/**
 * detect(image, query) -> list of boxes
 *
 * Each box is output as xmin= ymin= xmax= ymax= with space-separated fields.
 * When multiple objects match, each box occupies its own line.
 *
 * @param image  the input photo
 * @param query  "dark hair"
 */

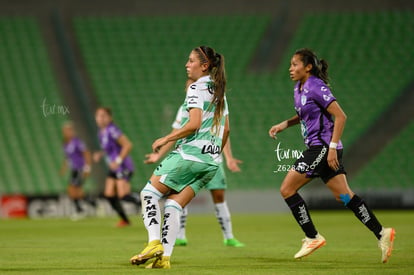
xmin=96 ymin=106 xmax=112 ymax=117
xmin=194 ymin=46 xmax=226 ymax=133
xmin=294 ymin=48 xmax=329 ymax=84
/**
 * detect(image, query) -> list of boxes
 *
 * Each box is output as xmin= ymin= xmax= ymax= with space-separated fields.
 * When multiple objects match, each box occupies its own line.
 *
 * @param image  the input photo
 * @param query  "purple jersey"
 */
xmin=63 ymin=137 xmax=86 ymax=170
xmin=294 ymin=75 xmax=343 ymax=149
xmin=98 ymin=122 xmax=134 ymax=172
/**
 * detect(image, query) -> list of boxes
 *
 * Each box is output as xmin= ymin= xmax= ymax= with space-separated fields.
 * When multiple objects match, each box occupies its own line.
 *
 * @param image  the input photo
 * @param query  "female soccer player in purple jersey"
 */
xmin=268 ymin=48 xmax=395 ymax=263
xmin=60 ymin=121 xmax=91 ymax=220
xmin=94 ymin=107 xmax=140 ymax=227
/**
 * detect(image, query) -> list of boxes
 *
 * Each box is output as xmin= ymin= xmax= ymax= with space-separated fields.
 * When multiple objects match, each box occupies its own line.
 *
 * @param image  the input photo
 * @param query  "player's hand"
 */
xmin=226 ymin=157 xmax=243 ymax=172
xmin=327 ymin=148 xmax=339 ymax=171
xmin=152 ymin=137 xmax=168 ymax=153
xmin=268 ymin=122 xmax=287 ymax=139
xmin=144 ymin=153 xmax=161 ymax=164
xmin=109 ymin=161 xmax=120 ymax=171
xmin=93 ymin=151 xmax=103 ymax=163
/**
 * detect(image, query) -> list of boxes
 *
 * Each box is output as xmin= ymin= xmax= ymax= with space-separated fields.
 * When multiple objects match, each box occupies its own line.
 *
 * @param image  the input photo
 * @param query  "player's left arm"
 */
xmin=117 ymin=135 xmax=133 ymax=160
xmin=326 ymin=101 xmax=347 ymax=170
xmin=110 ymin=135 xmax=133 ymax=170
xmin=223 ymin=136 xmax=242 ymax=172
xmin=221 ymin=115 xmax=230 ymax=151
xmin=82 ymin=149 xmax=92 ymax=177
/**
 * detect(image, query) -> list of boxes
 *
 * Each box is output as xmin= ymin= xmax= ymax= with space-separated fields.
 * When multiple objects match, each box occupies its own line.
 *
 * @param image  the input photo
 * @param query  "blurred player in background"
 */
xmin=60 ymin=121 xmax=92 ymax=220
xmin=94 ymin=107 xmax=140 ymax=227
xmin=144 ymin=82 xmax=245 ymax=247
xmin=130 ymin=46 xmax=229 ymax=269
xmin=268 ymin=48 xmax=395 ymax=263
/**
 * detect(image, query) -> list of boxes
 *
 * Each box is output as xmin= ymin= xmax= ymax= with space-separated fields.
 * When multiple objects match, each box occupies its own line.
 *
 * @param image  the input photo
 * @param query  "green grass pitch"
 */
xmin=1 ymin=211 xmax=413 ymax=274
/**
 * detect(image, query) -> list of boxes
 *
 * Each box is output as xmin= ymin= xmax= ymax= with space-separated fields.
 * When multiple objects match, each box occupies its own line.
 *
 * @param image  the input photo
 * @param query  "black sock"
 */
xmin=84 ymin=197 xmax=97 ymax=208
xmin=285 ymin=193 xmax=318 ymax=238
xmin=121 ymin=193 xmax=141 ymax=207
xmin=73 ymin=199 xmax=83 ymax=213
xmin=107 ymin=196 xmax=129 ymax=223
xmin=346 ymin=194 xmax=382 ymax=239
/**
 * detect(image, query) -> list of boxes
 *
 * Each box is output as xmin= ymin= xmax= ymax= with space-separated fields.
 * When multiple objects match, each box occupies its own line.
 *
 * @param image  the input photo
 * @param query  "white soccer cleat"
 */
xmin=378 ymin=227 xmax=395 ymax=263
xmin=294 ymin=233 xmax=326 ymax=259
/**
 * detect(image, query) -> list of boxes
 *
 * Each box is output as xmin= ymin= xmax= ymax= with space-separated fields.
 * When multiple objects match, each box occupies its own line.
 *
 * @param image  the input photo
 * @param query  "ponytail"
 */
xmin=295 ymin=48 xmax=329 ymax=85
xmin=194 ymin=46 xmax=226 ymax=134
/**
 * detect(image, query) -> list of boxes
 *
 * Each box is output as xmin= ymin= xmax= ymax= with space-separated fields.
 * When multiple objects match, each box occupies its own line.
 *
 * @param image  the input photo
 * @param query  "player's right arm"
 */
xmin=144 ymin=129 xmax=178 ymax=164
xmin=268 ymin=115 xmax=300 ymax=139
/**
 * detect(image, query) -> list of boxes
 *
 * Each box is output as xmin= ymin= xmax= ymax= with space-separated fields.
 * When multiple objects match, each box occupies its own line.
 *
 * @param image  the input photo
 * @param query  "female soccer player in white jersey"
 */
xmin=94 ymin=107 xmax=140 ymax=227
xmin=144 ymin=86 xmax=244 ymax=247
xmin=268 ymin=48 xmax=395 ymax=263
xmin=130 ymin=46 xmax=230 ymax=269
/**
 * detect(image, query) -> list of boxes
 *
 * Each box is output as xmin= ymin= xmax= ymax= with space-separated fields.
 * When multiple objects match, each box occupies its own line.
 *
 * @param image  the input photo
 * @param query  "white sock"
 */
xmin=176 ymin=206 xmax=188 ymax=239
xmin=215 ymin=201 xmax=234 ymax=240
xmin=140 ymin=182 xmax=163 ymax=242
xmin=162 ymin=199 xmax=183 ymax=257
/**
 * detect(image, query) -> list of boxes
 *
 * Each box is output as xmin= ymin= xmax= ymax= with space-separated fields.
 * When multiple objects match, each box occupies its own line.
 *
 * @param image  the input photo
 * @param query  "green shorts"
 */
xmin=153 ymin=153 xmax=218 ymax=194
xmin=205 ymin=163 xmax=227 ymax=190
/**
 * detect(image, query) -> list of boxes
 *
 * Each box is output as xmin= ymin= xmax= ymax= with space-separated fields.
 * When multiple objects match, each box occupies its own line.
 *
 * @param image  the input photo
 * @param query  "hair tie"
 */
xmin=214 ymin=53 xmax=221 ymax=67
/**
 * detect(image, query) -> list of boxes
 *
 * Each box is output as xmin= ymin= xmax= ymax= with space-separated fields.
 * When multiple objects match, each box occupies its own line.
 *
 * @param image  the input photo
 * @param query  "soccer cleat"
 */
xmin=116 ymin=220 xmax=130 ymax=228
xmin=379 ymin=227 xmax=395 ymax=263
xmin=294 ymin=234 xmax=326 ymax=259
xmin=145 ymin=256 xmax=171 ymax=269
xmin=175 ymin=238 xmax=188 ymax=246
xmin=130 ymin=240 xmax=164 ymax=265
xmin=224 ymin=238 xmax=245 ymax=247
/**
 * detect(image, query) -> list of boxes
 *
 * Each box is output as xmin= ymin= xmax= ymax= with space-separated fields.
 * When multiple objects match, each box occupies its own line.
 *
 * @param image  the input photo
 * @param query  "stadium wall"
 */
xmin=0 ymin=0 xmax=413 ymax=215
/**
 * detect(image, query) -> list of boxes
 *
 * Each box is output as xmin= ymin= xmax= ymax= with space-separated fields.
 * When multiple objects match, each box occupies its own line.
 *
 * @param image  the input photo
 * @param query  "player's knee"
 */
xmin=104 ymin=191 xmax=114 ymax=198
xmin=212 ymin=194 xmax=224 ymax=203
xmin=140 ymin=182 xmax=162 ymax=203
xmin=211 ymin=190 xmax=225 ymax=203
xmin=280 ymin=185 xmax=295 ymax=199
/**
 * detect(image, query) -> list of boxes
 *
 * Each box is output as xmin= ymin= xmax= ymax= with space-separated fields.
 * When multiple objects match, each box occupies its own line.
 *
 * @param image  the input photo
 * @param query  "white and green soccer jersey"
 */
xmin=173 ymin=75 xmax=228 ymax=166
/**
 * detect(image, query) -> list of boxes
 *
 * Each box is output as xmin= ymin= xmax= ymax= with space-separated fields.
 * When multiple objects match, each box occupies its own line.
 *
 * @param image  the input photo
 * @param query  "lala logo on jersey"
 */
xmin=201 ymin=142 xmax=221 ymax=155
xmin=202 ymin=135 xmax=220 ymax=155
xmin=301 ymin=95 xmax=307 ymax=106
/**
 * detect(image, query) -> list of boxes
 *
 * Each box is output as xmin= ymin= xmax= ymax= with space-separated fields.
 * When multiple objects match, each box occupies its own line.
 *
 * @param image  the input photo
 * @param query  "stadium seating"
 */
xmin=73 ymin=15 xmax=274 ymax=188
xmin=352 ymin=120 xmax=414 ymax=189
xmin=74 ymin=12 xmax=414 ymax=190
xmin=0 ymin=17 xmax=66 ymax=194
xmin=1 ymin=12 xmax=412 ymax=195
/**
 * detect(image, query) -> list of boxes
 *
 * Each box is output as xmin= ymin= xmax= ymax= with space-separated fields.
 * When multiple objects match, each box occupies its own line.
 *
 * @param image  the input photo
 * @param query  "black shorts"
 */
xmin=293 ymin=145 xmax=346 ymax=183
xmin=70 ymin=170 xmax=83 ymax=186
xmin=107 ymin=169 xmax=133 ymax=181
